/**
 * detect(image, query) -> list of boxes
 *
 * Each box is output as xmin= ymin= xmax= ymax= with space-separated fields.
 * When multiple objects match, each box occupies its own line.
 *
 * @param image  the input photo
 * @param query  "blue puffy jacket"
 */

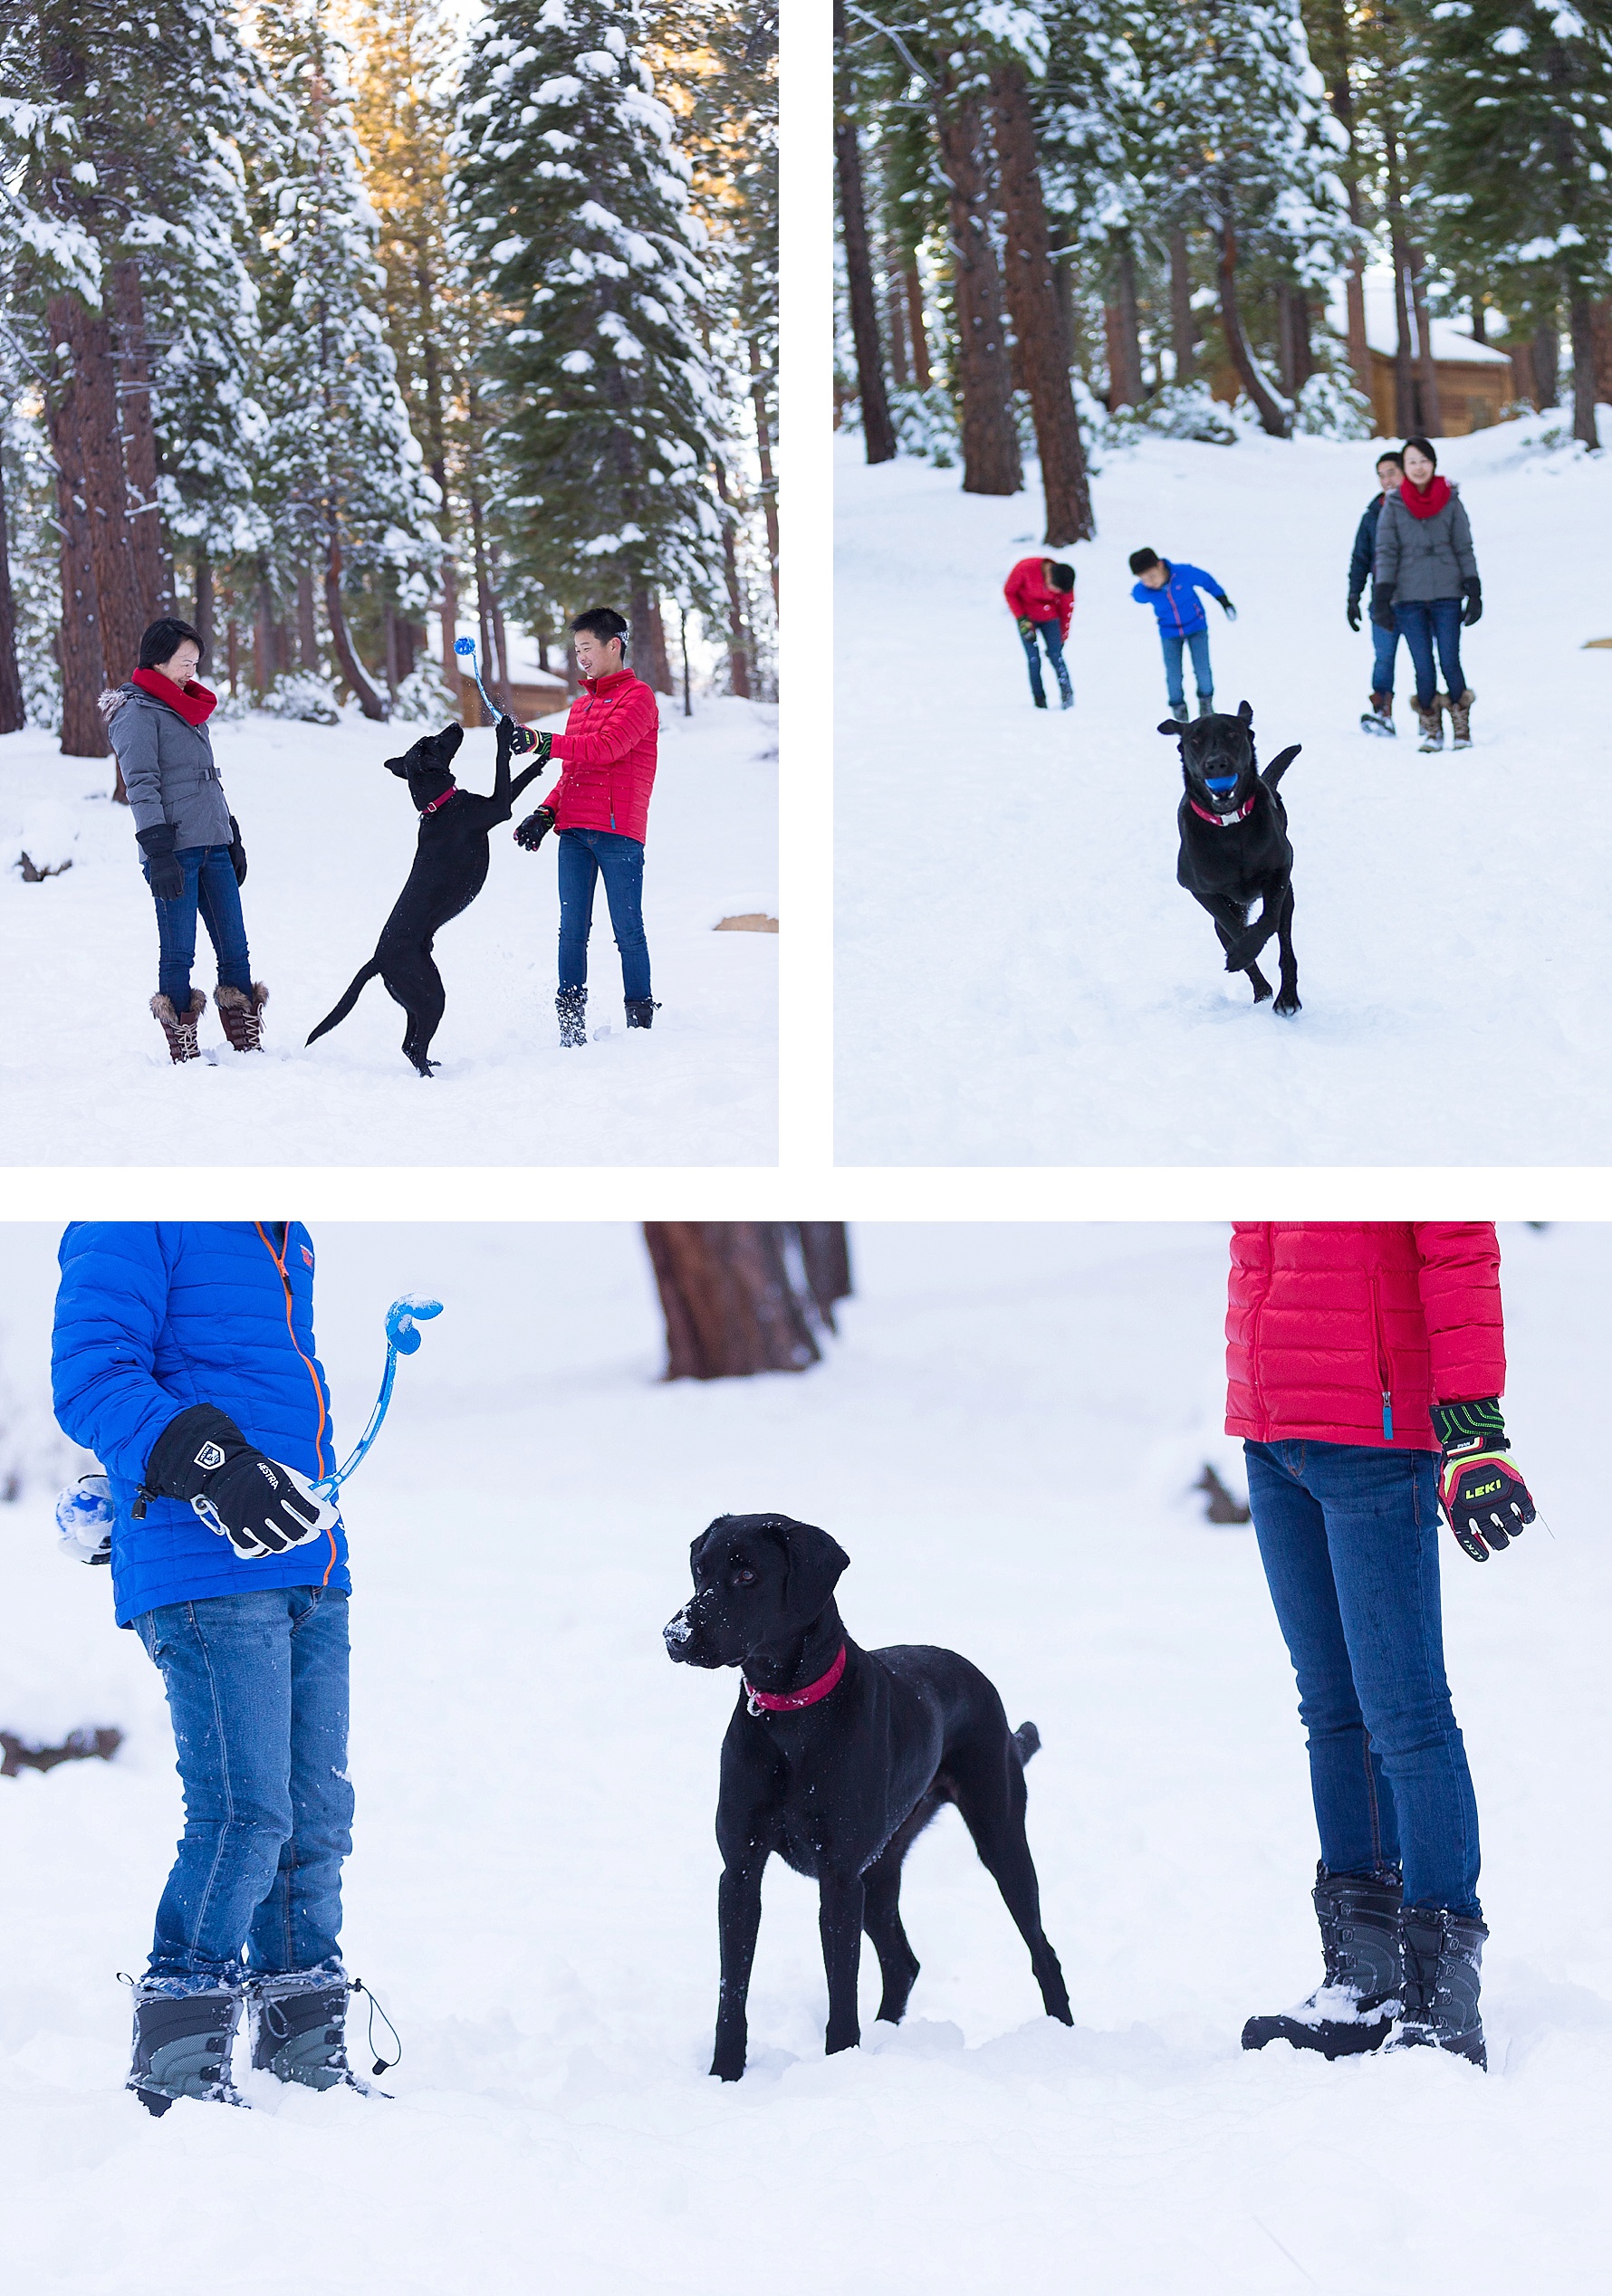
xmin=1130 ymin=560 xmax=1227 ymax=638
xmin=53 ymin=1222 xmax=348 ymax=1627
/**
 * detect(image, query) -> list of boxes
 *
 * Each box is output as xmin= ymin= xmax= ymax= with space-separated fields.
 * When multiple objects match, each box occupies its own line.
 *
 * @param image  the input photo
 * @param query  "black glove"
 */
xmin=1347 ymin=598 xmax=1362 ymax=632
xmin=141 ymin=1403 xmax=328 ymax=1562
xmin=1370 ymin=583 xmax=1396 ymax=630
xmin=137 ymin=822 xmax=183 ymax=902
xmin=1432 ymin=1398 xmax=1535 ymax=1562
xmin=514 ymin=805 xmax=556 ymax=852
xmin=496 ymin=712 xmax=537 ymax=758
xmin=227 ymin=814 xmax=247 ymax=887
xmin=1217 ymin=596 xmax=1237 ymax=622
xmin=1462 ymin=577 xmax=1482 ymax=627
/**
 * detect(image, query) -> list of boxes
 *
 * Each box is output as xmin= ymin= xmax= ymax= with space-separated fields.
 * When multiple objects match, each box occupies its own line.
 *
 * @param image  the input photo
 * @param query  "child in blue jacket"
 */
xmin=1129 ymin=548 xmax=1236 ymax=721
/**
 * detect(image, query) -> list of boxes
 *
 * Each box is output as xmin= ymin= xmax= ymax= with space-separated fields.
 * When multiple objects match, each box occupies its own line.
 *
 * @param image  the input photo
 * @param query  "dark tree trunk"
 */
xmin=1169 ymin=226 xmax=1195 ymax=386
xmin=1384 ymin=116 xmax=1416 ymax=435
xmin=935 ymin=81 xmax=1020 ymax=496
xmin=1215 ymin=209 xmax=1289 ymax=437
xmin=1591 ymin=299 xmax=1612 ymax=407
xmin=194 ymin=547 xmax=215 ymax=669
xmin=383 ymin=598 xmax=400 ymax=703
xmin=295 ymin=563 xmax=317 ymax=669
xmin=796 ymin=1224 xmax=853 ymax=1329
xmin=990 ymin=60 xmax=1093 ymax=544
xmin=885 ymin=238 xmax=910 ymax=387
xmin=64 ymin=297 xmax=145 ymax=694
xmin=1569 ymin=282 xmax=1599 ymax=446
xmin=834 ymin=2 xmax=896 ymax=464
xmin=112 ymin=259 xmax=166 ymax=622
xmin=1409 ymin=250 xmax=1443 ymax=435
xmin=713 ymin=460 xmax=752 ymax=697
xmin=1531 ymin=315 xmax=1559 ymax=407
xmin=324 ymin=531 xmax=385 ymax=719
xmin=643 ymin=1224 xmax=825 ymax=1380
xmin=1107 ymin=239 xmax=1143 ymax=408
xmin=0 ymin=451 xmax=24 ymax=733
xmin=1276 ymin=285 xmax=1312 ymax=398
xmin=747 ymin=333 xmax=780 ymax=607
xmin=46 ymin=298 xmax=111 ymax=762
xmin=226 ymin=618 xmax=240 ymax=697
xmin=903 ymin=262 xmax=932 ymax=389
xmin=489 ymin=573 xmax=513 ymax=708
xmin=645 ymin=593 xmax=675 ymax=694
xmin=439 ymin=550 xmax=459 ymax=689
xmin=252 ymin=578 xmax=273 ymax=694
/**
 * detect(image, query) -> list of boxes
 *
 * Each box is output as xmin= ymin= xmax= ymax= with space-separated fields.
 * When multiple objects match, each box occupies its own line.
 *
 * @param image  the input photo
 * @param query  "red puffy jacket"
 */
xmin=541 ymin=668 xmax=658 ymax=845
xmin=1003 ymin=558 xmax=1074 ymax=641
xmin=1225 ymin=1223 xmax=1505 ymax=1451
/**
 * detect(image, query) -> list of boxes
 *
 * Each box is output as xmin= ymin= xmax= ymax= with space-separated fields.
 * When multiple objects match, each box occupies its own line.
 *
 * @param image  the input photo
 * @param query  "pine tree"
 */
xmin=450 ymin=0 xmax=724 ymax=674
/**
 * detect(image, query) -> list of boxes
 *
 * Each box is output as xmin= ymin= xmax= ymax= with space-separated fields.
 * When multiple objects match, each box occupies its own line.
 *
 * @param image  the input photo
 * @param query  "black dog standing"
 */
xmin=307 ymin=716 xmax=549 ymax=1075
xmin=665 ymin=1513 xmax=1072 ymax=2081
xmin=1164 ymin=698 xmax=1302 ymax=1017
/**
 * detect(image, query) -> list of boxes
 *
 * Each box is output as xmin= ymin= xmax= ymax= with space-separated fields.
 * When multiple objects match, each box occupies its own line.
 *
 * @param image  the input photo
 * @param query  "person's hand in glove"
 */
xmin=1347 ymin=598 xmax=1362 ymax=632
xmin=227 ymin=814 xmax=247 ymax=887
xmin=140 ymin=1403 xmax=334 ymax=1561
xmin=1016 ymin=616 xmax=1036 ymax=641
xmin=1432 ymin=1398 xmax=1535 ymax=1561
xmin=1217 ymin=595 xmax=1237 ymax=622
xmin=495 ymin=711 xmax=538 ymax=758
xmin=514 ymin=805 xmax=556 ymax=852
xmin=137 ymin=822 xmax=184 ymax=902
xmin=1462 ymin=576 xmax=1482 ymax=627
xmin=1370 ymin=582 xmax=1396 ymax=630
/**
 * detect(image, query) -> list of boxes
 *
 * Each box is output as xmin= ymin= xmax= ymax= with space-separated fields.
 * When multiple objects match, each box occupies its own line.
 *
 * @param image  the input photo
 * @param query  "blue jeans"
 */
xmin=1020 ymin=617 xmax=1072 ymax=707
xmin=1160 ymin=627 xmax=1214 ymax=712
xmin=1394 ymin=598 xmax=1465 ymax=709
xmin=1370 ymin=620 xmax=1400 ymax=694
xmin=557 ymin=828 xmax=651 ymax=1002
xmin=143 ymin=844 xmax=252 ymax=1012
xmin=134 ymin=1587 xmax=352 ymax=1993
xmin=1244 ymin=1440 xmax=1481 ymax=1917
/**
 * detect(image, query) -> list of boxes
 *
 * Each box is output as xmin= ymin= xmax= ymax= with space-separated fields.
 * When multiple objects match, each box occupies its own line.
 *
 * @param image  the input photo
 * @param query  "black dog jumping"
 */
xmin=1163 ymin=698 xmax=1302 ymax=1016
xmin=665 ymin=1513 xmax=1072 ymax=2081
xmin=306 ymin=718 xmax=548 ymax=1076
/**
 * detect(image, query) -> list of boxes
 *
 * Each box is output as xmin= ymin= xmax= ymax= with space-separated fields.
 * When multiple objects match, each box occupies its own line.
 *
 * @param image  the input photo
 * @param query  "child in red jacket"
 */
xmin=1003 ymin=557 xmax=1075 ymax=710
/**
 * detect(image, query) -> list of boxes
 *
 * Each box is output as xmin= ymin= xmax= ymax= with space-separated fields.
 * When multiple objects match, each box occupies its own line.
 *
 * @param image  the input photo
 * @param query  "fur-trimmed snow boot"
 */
xmin=215 ymin=981 xmax=269 ymax=1052
xmin=246 ymin=1972 xmax=390 ymax=2095
xmin=1382 ymin=1908 xmax=1488 ymax=2069
xmin=127 ymin=1981 xmax=246 ymax=2116
xmin=1415 ymin=698 xmax=1445 ymax=752
xmin=1241 ymin=1866 xmax=1403 ymax=2060
xmin=1447 ymin=689 xmax=1476 ymax=751
xmin=1361 ymin=691 xmax=1396 ymax=737
xmin=557 ymin=987 xmax=588 ymax=1048
xmin=625 ymin=998 xmax=660 ymax=1031
xmin=150 ymin=990 xmax=206 ymax=1064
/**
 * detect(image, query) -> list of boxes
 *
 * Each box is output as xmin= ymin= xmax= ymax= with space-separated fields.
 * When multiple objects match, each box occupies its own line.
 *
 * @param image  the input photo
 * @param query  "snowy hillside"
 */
xmin=835 ymin=419 xmax=1612 ymax=1163
xmin=0 ymin=696 xmax=776 ymax=1166
xmin=2 ymin=1221 xmax=1608 ymax=2293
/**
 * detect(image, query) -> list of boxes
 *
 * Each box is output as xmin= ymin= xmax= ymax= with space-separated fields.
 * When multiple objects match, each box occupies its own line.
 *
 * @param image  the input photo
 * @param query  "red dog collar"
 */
xmin=1189 ymin=794 xmax=1255 ymax=827
xmin=420 ymin=786 xmax=459 ymax=818
xmin=744 ymin=1643 xmax=847 ymax=1717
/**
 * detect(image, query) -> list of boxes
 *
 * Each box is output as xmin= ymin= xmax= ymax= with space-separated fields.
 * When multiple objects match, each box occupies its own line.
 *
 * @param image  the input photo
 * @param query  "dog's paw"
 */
xmin=1273 ymin=991 xmax=1301 ymax=1018
xmin=1251 ymin=976 xmax=1273 ymax=1004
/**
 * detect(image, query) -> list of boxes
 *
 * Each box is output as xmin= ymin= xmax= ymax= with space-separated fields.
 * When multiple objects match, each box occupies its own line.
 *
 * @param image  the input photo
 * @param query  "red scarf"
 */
xmin=131 ymin=667 xmax=217 ymax=725
xmin=1399 ymin=475 xmax=1452 ymax=521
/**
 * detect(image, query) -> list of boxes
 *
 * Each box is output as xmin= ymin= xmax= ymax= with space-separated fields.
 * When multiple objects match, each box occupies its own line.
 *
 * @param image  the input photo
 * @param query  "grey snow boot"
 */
xmin=246 ymin=1972 xmax=389 ymax=2094
xmin=1415 ymin=697 xmax=1446 ymax=752
xmin=127 ymin=1982 xmax=246 ymax=2116
xmin=625 ymin=998 xmax=660 ymax=1030
xmin=1241 ymin=1866 xmax=1403 ymax=2060
xmin=1195 ymin=692 xmax=1215 ymax=718
xmin=557 ymin=986 xmax=588 ymax=1048
xmin=150 ymin=990 xmax=206 ymax=1064
xmin=1447 ymin=688 xmax=1475 ymax=750
xmin=1383 ymin=1908 xmax=1488 ymax=2069
xmin=215 ymin=980 xmax=268 ymax=1052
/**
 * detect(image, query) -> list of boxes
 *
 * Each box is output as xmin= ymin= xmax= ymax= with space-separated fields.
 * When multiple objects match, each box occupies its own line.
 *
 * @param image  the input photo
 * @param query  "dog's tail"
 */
xmin=1262 ymin=742 xmax=1301 ymax=790
xmin=1012 ymin=1721 xmax=1041 ymax=1767
xmin=305 ymin=960 xmax=382 ymax=1048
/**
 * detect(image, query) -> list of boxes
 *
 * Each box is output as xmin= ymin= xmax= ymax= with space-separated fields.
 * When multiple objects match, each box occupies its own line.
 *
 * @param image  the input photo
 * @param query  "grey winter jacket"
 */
xmin=1373 ymin=483 xmax=1478 ymax=602
xmin=103 ymin=684 xmax=234 ymax=850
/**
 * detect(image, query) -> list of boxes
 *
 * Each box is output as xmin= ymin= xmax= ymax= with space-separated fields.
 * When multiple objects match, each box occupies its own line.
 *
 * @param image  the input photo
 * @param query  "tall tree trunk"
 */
xmin=1569 ymin=281 xmax=1599 ymax=446
xmin=194 ymin=547 xmax=215 ymax=669
xmin=252 ymin=579 xmax=273 ymax=694
xmin=111 ymin=259 xmax=166 ymax=623
xmin=438 ymin=550 xmax=458 ymax=687
xmin=643 ymin=1224 xmax=825 ymax=1381
xmin=1169 ymin=226 xmax=1195 ymax=385
xmin=1591 ymin=298 xmax=1612 ymax=406
xmin=833 ymin=2 xmax=896 ymax=464
xmin=903 ymin=261 xmax=932 ymax=388
xmin=465 ymin=468 xmax=498 ymax=722
xmin=63 ymin=297 xmax=144 ymax=694
xmin=629 ymin=587 xmax=673 ymax=693
xmin=1107 ymin=238 xmax=1143 ymax=407
xmin=935 ymin=80 xmax=1020 ymax=495
xmin=713 ymin=464 xmax=753 ymax=698
xmin=1311 ymin=0 xmax=1372 ymax=401
xmin=990 ymin=60 xmax=1094 ymax=544
xmin=796 ymin=1224 xmax=852 ymax=1329
xmin=46 ymin=298 xmax=111 ymax=762
xmin=0 ymin=452 xmax=24 ymax=734
xmin=383 ymin=598 xmax=400 ymax=703
xmin=226 ymin=618 xmax=240 ymax=698
xmin=1346 ymin=255 xmax=1371 ymax=404
xmin=747 ymin=333 xmax=780 ymax=607
xmin=295 ymin=563 xmax=317 ymax=669
xmin=323 ymin=531 xmax=385 ymax=719
xmin=1409 ymin=249 xmax=1443 ymax=435
xmin=1531 ymin=314 xmax=1559 ymax=407
xmin=1215 ymin=208 xmax=1289 ymax=437
xmin=885 ymin=236 xmax=909 ymax=387
xmin=1384 ymin=115 xmax=1416 ymax=435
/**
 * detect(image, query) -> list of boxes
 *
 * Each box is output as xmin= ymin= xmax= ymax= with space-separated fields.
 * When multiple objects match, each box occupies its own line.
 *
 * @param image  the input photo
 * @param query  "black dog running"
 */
xmin=665 ymin=1512 xmax=1072 ymax=2081
xmin=1164 ymin=698 xmax=1302 ymax=1017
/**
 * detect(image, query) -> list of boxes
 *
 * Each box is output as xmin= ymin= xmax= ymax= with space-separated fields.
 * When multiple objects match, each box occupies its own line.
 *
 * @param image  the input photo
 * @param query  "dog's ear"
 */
xmin=768 ymin=1516 xmax=849 ymax=1625
xmin=1157 ymin=719 xmax=1185 ymax=738
xmin=382 ymin=754 xmax=412 ymax=777
xmin=1237 ymin=700 xmax=1253 ymax=726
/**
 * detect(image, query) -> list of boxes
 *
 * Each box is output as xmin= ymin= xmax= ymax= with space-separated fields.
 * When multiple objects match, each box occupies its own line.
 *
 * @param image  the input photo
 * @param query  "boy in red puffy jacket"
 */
xmin=1226 ymin=1222 xmax=1535 ymax=2072
xmin=1003 ymin=557 xmax=1075 ymax=710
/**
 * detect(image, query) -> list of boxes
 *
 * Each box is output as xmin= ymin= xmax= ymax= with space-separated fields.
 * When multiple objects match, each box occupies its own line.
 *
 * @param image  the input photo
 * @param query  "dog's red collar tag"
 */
xmin=421 ymin=787 xmax=459 ymax=818
xmin=1189 ymin=795 xmax=1255 ymax=827
xmin=744 ymin=1643 xmax=847 ymax=1717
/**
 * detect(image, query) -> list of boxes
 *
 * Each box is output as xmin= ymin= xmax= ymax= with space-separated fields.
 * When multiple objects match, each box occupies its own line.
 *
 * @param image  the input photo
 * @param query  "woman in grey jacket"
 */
xmin=1371 ymin=436 xmax=1481 ymax=753
xmin=103 ymin=619 xmax=267 ymax=1063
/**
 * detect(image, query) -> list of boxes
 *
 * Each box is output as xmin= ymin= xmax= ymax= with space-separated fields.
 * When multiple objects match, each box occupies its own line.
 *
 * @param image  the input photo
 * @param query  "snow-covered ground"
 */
xmin=1 ymin=694 xmax=776 ymax=1166
xmin=3 ymin=1220 xmax=1608 ymax=2293
xmin=835 ymin=418 xmax=1612 ymax=1163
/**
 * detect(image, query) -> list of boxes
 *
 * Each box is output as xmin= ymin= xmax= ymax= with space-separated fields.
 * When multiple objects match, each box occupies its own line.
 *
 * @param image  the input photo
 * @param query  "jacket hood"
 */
xmin=98 ymin=683 xmax=136 ymax=722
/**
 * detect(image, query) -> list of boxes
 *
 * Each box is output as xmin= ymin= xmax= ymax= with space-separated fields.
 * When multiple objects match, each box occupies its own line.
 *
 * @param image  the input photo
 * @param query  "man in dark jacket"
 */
xmin=52 ymin=1222 xmax=373 ymax=2115
xmin=1347 ymin=452 xmax=1404 ymax=736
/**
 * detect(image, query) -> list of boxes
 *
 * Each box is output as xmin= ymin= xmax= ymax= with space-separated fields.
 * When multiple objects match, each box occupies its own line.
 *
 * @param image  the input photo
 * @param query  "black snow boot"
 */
xmin=625 ymin=998 xmax=660 ymax=1030
xmin=246 ymin=1972 xmax=389 ymax=2095
xmin=127 ymin=1982 xmax=246 ymax=2116
xmin=557 ymin=987 xmax=588 ymax=1048
xmin=1383 ymin=1908 xmax=1488 ymax=2069
xmin=1242 ymin=1866 xmax=1403 ymax=2060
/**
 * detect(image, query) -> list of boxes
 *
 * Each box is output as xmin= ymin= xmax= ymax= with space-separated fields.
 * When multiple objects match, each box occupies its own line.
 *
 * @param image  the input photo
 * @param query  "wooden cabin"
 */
xmin=1351 ymin=281 xmax=1516 ymax=437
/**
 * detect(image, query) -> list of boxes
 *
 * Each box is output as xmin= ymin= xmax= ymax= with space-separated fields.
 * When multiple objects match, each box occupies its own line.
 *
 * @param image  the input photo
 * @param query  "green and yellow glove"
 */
xmin=1432 ymin=1398 xmax=1535 ymax=1562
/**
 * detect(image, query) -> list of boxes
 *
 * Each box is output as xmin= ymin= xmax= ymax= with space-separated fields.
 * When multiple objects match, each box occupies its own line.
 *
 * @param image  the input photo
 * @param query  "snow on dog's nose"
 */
xmin=664 ymin=1603 xmax=695 ymax=1653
